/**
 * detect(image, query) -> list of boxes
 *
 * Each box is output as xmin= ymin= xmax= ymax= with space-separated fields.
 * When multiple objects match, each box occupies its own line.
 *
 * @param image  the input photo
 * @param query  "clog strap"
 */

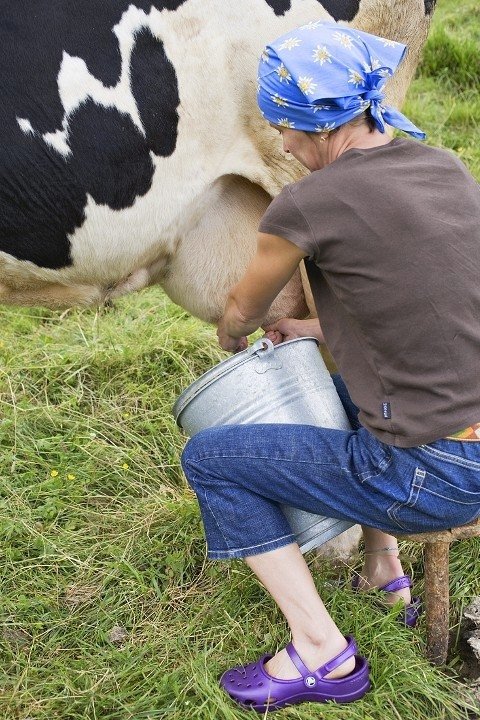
xmin=317 ymin=635 xmax=357 ymax=679
xmin=285 ymin=635 xmax=357 ymax=681
xmin=285 ymin=643 xmax=311 ymax=677
xmin=379 ymin=575 xmax=412 ymax=593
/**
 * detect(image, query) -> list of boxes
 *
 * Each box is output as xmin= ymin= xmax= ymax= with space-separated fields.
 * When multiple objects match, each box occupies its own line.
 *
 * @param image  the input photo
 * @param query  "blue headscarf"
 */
xmin=257 ymin=21 xmax=425 ymax=140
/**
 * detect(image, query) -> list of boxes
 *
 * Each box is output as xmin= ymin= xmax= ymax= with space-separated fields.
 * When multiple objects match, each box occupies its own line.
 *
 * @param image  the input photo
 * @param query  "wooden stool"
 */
xmin=393 ymin=517 xmax=480 ymax=665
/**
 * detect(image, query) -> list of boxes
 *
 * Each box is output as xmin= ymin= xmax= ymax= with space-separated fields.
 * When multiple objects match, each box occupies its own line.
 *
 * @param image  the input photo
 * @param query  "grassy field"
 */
xmin=1 ymin=1 xmax=480 ymax=718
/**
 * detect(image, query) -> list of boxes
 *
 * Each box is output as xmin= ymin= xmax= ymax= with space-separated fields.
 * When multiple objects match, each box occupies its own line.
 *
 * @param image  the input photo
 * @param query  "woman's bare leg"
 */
xmin=245 ymin=543 xmax=356 ymax=680
xmin=358 ymin=527 xmax=411 ymax=605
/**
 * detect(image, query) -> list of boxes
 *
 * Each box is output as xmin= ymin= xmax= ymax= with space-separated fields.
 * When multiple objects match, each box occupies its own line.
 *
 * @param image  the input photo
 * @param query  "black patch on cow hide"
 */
xmin=0 ymin=1 xmax=184 ymax=269
xmin=0 ymin=135 xmax=86 ymax=269
xmin=68 ymin=100 xmax=154 ymax=209
xmin=264 ymin=0 xmax=291 ymax=16
xmin=264 ymin=0 xmax=360 ymax=21
xmin=424 ymin=0 xmax=436 ymax=14
xmin=317 ymin=0 xmax=360 ymax=21
xmin=158 ymin=0 xmax=189 ymax=8
xmin=130 ymin=28 xmax=180 ymax=157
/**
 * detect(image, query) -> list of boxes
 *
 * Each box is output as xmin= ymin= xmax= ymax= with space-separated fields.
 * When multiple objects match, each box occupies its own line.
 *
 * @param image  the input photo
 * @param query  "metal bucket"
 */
xmin=172 ymin=337 xmax=355 ymax=553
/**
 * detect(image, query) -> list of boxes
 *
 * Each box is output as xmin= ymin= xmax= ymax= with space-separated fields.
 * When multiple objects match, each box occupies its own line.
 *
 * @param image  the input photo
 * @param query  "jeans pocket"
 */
xmin=356 ymin=428 xmax=392 ymax=482
xmin=387 ymin=466 xmax=480 ymax=533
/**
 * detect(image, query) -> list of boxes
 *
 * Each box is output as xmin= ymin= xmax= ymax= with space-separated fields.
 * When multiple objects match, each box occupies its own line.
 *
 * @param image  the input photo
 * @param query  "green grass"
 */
xmin=1 ymin=0 xmax=480 ymax=717
xmin=1 ymin=301 xmax=479 ymax=720
xmin=403 ymin=0 xmax=480 ymax=179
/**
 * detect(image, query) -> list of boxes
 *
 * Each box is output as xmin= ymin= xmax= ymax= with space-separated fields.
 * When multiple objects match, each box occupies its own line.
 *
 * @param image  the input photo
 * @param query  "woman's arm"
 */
xmin=217 ymin=232 xmax=307 ymax=352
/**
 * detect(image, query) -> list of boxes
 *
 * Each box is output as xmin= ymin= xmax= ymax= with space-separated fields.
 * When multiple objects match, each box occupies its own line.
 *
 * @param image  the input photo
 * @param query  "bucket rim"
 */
xmin=172 ymin=336 xmax=319 ymax=426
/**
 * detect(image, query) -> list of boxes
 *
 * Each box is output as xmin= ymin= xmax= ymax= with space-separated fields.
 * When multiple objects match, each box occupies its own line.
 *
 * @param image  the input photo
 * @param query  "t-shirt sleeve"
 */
xmin=258 ymin=186 xmax=316 ymax=258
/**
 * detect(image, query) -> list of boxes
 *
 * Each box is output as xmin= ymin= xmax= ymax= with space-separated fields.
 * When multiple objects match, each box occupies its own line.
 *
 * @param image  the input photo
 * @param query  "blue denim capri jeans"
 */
xmin=181 ymin=375 xmax=480 ymax=559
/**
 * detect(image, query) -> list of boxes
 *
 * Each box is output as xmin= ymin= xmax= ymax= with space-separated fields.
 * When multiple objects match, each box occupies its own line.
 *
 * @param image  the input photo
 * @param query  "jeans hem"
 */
xmin=207 ymin=533 xmax=297 ymax=560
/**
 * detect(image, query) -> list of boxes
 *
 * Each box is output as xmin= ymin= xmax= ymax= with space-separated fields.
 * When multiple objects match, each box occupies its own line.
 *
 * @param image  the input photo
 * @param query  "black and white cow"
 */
xmin=0 ymin=0 xmax=436 ymax=560
xmin=0 ymin=0 xmax=435 ymax=320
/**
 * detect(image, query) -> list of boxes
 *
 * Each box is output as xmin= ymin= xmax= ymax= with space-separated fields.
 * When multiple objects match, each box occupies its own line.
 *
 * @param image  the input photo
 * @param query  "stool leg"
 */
xmin=424 ymin=541 xmax=450 ymax=665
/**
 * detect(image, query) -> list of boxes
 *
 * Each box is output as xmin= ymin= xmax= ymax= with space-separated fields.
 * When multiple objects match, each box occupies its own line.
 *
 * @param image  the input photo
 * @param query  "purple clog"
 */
xmin=220 ymin=635 xmax=370 ymax=712
xmin=352 ymin=573 xmax=422 ymax=628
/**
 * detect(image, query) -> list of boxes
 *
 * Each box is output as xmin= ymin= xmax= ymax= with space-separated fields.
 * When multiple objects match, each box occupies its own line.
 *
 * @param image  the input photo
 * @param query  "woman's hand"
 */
xmin=217 ymin=327 xmax=248 ymax=353
xmin=263 ymin=317 xmax=325 ymax=345
xmin=216 ymin=306 xmax=249 ymax=353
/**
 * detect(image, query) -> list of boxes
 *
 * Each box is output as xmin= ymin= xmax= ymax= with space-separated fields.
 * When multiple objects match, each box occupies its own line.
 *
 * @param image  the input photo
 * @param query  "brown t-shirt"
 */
xmin=259 ymin=138 xmax=480 ymax=447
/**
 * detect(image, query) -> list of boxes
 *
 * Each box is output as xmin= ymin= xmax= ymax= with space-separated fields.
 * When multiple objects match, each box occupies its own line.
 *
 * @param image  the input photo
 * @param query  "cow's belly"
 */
xmin=0 ymin=173 xmax=309 ymax=318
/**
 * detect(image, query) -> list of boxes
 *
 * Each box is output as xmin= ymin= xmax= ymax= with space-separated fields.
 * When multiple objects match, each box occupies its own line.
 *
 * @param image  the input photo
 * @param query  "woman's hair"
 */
xmin=327 ymin=111 xmax=376 ymax=135
xmin=350 ymin=111 xmax=377 ymax=132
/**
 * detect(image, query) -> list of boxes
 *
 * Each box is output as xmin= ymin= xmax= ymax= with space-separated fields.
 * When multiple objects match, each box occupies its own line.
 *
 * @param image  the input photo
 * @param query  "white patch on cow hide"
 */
xmin=61 ymin=0 xmax=311 ymax=288
xmin=114 ymin=5 xmax=150 ymax=58
xmin=17 ymin=117 xmax=35 ymax=135
xmin=43 ymin=129 xmax=71 ymax=157
xmin=57 ymin=54 xmax=94 ymax=115
xmin=55 ymin=9 xmax=150 ymax=138
xmin=57 ymin=53 xmax=130 ymax=120
xmin=110 ymin=6 xmax=154 ymax=133
xmin=66 ymin=187 xmax=180 ymax=287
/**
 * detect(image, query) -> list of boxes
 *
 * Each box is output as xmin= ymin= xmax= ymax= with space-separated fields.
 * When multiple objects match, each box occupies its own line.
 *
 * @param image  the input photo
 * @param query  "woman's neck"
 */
xmin=328 ymin=127 xmax=393 ymax=164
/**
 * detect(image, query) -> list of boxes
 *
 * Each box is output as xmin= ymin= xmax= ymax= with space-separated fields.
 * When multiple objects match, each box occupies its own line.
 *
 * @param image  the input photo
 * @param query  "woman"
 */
xmin=181 ymin=21 xmax=480 ymax=712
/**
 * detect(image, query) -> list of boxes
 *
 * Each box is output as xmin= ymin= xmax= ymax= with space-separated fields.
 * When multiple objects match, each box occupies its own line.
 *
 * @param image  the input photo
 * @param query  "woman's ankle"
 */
xmin=361 ymin=553 xmax=404 ymax=586
xmin=358 ymin=555 xmax=412 ymax=605
xmin=291 ymin=629 xmax=356 ymax=679
xmin=363 ymin=550 xmax=401 ymax=571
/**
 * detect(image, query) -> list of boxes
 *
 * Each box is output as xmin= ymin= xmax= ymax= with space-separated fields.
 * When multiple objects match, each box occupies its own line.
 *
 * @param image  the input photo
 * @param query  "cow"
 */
xmin=0 ymin=1 xmax=436 ymax=559
xmin=0 ymin=0 xmax=435 ymax=323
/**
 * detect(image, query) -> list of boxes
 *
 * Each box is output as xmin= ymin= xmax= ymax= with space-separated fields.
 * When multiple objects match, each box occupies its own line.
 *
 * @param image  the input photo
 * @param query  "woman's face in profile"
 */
xmin=271 ymin=125 xmax=329 ymax=172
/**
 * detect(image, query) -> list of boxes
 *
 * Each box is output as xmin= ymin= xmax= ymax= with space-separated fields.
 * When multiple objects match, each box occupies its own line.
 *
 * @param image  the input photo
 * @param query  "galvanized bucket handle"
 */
xmin=249 ymin=338 xmax=283 ymax=374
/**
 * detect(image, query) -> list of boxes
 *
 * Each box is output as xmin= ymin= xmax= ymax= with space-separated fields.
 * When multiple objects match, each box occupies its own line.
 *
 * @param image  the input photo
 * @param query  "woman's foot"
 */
xmin=264 ymin=635 xmax=356 ymax=680
xmin=356 ymin=550 xmax=411 ymax=607
xmin=220 ymin=635 xmax=370 ymax=711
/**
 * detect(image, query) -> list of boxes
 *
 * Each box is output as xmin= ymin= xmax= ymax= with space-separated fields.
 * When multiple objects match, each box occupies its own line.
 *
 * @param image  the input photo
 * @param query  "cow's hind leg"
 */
xmin=0 ymin=281 xmax=104 ymax=308
xmin=160 ymin=174 xmax=309 ymax=324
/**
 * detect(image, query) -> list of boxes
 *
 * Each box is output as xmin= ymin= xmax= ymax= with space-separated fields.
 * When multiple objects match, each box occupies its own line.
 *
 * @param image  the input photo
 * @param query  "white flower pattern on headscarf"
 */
xmin=272 ymin=94 xmax=288 ymax=106
xmin=275 ymin=63 xmax=292 ymax=83
xmin=312 ymin=45 xmax=332 ymax=65
xmin=278 ymin=36 xmax=302 ymax=51
xmin=297 ymin=76 xmax=318 ymax=95
xmin=278 ymin=118 xmax=295 ymax=128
